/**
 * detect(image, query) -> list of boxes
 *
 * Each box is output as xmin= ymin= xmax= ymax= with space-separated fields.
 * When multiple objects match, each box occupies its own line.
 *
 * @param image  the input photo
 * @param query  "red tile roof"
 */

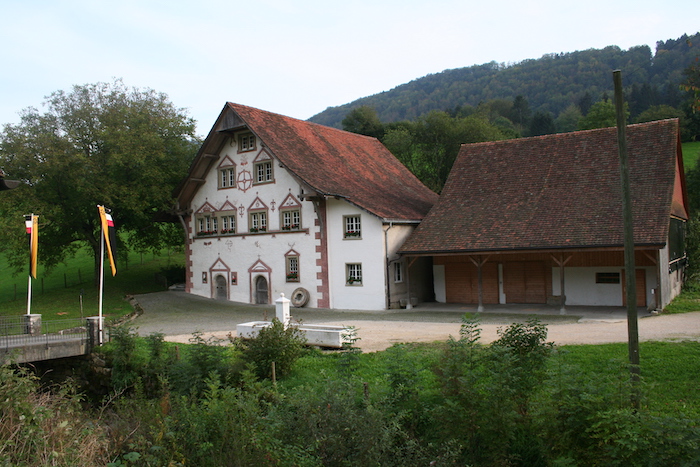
xmin=399 ymin=119 xmax=687 ymax=255
xmin=178 ymin=103 xmax=437 ymax=221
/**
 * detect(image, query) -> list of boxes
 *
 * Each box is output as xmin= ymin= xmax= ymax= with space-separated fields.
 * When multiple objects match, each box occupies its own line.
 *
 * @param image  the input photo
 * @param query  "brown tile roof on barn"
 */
xmin=399 ymin=119 xmax=687 ymax=255
xmin=177 ymin=103 xmax=438 ymax=221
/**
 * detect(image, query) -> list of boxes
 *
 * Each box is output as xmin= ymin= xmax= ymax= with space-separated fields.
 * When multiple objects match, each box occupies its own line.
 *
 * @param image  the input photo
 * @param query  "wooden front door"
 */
xmin=255 ymin=276 xmax=269 ymax=304
xmin=622 ymin=269 xmax=646 ymax=307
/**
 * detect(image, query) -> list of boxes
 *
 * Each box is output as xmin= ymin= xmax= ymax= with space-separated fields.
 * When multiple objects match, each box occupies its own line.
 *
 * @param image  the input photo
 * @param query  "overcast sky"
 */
xmin=1 ymin=0 xmax=697 ymax=136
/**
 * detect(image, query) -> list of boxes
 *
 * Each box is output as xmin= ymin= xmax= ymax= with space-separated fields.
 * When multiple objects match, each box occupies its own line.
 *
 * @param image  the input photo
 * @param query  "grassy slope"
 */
xmin=283 ymin=339 xmax=700 ymax=416
xmin=682 ymin=141 xmax=700 ymax=171
xmin=0 ymin=247 xmax=184 ymax=322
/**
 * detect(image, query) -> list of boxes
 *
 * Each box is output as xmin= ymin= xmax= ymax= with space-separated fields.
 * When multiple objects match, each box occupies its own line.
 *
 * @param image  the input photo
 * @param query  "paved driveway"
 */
xmin=129 ymin=291 xmax=700 ymax=352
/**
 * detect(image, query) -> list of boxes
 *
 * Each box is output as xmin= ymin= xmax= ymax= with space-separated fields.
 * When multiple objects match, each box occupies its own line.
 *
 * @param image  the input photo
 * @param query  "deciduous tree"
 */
xmin=0 ymin=80 xmax=198 ymax=283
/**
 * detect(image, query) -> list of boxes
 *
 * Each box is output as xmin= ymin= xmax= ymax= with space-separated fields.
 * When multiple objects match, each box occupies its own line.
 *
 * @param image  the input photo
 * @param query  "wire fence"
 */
xmin=0 ymin=316 xmax=88 ymax=349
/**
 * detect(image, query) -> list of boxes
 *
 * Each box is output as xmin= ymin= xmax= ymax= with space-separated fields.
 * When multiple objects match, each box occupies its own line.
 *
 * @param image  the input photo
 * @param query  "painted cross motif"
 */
xmin=237 ymin=170 xmax=253 ymax=192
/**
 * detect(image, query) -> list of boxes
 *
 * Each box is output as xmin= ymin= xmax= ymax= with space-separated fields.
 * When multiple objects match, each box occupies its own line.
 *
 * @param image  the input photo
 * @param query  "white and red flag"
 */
xmin=98 ymin=206 xmax=117 ymax=276
xmin=24 ymin=214 xmax=38 ymax=279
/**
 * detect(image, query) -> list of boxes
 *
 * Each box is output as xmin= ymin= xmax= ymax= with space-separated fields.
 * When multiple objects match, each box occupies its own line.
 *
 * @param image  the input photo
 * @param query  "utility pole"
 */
xmin=613 ymin=70 xmax=641 ymax=410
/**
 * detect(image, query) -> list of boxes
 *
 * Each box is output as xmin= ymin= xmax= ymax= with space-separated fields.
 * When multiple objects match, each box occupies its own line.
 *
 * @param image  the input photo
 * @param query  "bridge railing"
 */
xmin=0 ymin=317 xmax=89 ymax=349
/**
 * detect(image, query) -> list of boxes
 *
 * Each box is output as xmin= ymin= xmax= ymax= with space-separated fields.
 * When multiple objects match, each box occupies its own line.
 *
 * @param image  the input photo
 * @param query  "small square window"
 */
xmin=286 ymin=256 xmax=299 ymax=282
xmin=254 ymin=161 xmax=274 ymax=184
xmin=219 ymin=167 xmax=236 ymax=189
xmin=596 ymin=272 xmax=620 ymax=284
xmin=238 ymin=133 xmax=256 ymax=152
xmin=281 ymin=209 xmax=301 ymax=230
xmin=249 ymin=211 xmax=267 ymax=232
xmin=221 ymin=215 xmax=236 ymax=234
xmin=197 ymin=216 xmax=217 ymax=236
xmin=346 ymin=263 xmax=362 ymax=286
xmin=344 ymin=215 xmax=361 ymax=239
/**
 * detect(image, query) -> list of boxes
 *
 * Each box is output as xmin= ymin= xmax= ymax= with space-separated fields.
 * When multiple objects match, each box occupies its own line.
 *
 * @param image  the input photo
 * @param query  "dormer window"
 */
xmin=238 ymin=133 xmax=256 ymax=152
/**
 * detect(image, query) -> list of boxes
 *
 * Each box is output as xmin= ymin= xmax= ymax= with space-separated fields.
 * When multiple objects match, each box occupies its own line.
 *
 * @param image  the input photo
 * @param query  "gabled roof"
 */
xmin=176 ymin=103 xmax=437 ymax=221
xmin=400 ymin=119 xmax=687 ymax=255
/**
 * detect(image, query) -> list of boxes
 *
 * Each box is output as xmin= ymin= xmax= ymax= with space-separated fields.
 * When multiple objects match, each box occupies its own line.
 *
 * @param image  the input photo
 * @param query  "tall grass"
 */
xmin=0 ymin=246 xmax=184 ymax=322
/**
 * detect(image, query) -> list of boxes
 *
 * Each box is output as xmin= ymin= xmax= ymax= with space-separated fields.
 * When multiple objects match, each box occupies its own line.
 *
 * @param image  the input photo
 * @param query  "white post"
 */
xmin=26 ymin=275 xmax=32 ymax=315
xmin=97 ymin=222 xmax=105 ymax=345
xmin=275 ymin=293 xmax=291 ymax=328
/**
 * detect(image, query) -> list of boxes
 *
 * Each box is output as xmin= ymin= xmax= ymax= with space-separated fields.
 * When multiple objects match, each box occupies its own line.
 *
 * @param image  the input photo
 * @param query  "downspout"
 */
xmin=384 ymin=222 xmax=393 ymax=310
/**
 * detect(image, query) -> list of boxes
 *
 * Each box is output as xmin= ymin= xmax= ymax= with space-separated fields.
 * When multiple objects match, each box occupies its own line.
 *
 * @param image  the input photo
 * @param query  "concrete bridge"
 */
xmin=0 ymin=315 xmax=104 ymax=365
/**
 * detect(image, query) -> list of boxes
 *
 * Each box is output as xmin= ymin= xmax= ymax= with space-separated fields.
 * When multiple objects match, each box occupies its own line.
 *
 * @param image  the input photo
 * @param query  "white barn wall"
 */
xmin=551 ymin=266 xmax=656 ymax=307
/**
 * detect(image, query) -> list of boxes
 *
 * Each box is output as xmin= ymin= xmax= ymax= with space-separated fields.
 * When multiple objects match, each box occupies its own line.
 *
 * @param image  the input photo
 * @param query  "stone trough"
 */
xmin=236 ymin=294 xmax=354 ymax=349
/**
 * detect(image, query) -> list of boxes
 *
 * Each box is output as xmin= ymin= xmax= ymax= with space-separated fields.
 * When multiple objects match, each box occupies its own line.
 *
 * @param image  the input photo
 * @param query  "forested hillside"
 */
xmin=310 ymin=33 xmax=700 ymax=128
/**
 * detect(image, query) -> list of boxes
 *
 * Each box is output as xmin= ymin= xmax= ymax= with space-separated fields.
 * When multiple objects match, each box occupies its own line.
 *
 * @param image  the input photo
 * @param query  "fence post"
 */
xmin=86 ymin=316 xmax=104 ymax=351
xmin=24 ymin=314 xmax=42 ymax=335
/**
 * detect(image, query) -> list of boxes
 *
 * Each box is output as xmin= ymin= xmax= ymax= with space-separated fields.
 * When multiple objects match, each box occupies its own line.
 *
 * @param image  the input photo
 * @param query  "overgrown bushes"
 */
xmin=4 ymin=317 xmax=700 ymax=466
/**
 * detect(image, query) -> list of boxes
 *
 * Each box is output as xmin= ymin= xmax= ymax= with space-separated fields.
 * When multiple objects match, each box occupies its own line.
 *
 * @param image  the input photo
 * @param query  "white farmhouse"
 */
xmin=175 ymin=103 xmax=438 ymax=310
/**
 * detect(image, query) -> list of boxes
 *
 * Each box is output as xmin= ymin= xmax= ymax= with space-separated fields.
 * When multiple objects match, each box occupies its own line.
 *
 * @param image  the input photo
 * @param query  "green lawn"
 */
xmin=682 ymin=141 xmax=700 ymax=171
xmin=0 ymin=246 xmax=184 ymax=323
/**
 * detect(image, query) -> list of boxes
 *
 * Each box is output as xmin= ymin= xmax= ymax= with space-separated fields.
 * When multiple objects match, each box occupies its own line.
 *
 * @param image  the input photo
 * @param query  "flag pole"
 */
xmin=26 ymin=273 xmax=32 ymax=315
xmin=98 ymin=207 xmax=105 ymax=345
xmin=25 ymin=213 xmax=36 ymax=316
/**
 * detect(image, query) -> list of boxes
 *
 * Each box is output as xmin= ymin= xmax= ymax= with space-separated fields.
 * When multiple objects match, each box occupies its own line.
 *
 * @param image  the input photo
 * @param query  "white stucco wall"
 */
xmin=187 ymin=135 xmax=321 ymax=307
xmin=551 ymin=266 xmax=656 ymax=307
xmin=325 ymin=198 xmax=386 ymax=310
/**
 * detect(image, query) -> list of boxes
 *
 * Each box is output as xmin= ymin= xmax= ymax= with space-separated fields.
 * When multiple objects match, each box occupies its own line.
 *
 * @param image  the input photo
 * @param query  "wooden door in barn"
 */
xmin=503 ymin=261 xmax=547 ymax=304
xmin=622 ymin=269 xmax=646 ymax=307
xmin=444 ymin=261 xmax=498 ymax=304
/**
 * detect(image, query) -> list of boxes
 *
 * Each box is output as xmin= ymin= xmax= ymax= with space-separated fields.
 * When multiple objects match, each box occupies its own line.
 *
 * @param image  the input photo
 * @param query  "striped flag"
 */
xmin=98 ymin=206 xmax=117 ymax=276
xmin=24 ymin=214 xmax=38 ymax=279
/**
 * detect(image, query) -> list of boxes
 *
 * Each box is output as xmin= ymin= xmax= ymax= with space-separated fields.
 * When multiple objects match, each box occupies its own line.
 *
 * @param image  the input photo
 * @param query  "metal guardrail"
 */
xmin=0 ymin=317 xmax=88 ymax=350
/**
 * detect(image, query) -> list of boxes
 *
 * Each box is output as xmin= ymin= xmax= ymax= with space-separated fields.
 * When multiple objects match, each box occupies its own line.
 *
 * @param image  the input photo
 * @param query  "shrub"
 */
xmin=0 ymin=365 xmax=110 ymax=466
xmin=234 ymin=318 xmax=307 ymax=380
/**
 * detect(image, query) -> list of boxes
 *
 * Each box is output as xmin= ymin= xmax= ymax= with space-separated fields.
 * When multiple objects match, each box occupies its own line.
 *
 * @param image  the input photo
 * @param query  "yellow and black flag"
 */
xmin=24 ymin=214 xmax=38 ymax=279
xmin=98 ymin=206 xmax=117 ymax=276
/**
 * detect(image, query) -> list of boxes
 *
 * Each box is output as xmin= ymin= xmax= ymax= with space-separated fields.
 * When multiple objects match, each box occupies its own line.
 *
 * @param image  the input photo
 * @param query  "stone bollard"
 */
xmin=275 ymin=293 xmax=291 ymax=328
xmin=86 ymin=316 xmax=105 ymax=349
xmin=24 ymin=314 xmax=42 ymax=335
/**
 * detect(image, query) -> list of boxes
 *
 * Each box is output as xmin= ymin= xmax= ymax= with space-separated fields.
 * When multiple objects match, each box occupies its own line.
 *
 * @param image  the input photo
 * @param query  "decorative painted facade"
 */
xmin=175 ymin=103 xmax=438 ymax=310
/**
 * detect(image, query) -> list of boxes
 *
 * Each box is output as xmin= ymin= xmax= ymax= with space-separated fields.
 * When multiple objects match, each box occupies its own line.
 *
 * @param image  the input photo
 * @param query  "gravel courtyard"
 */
xmin=129 ymin=291 xmax=700 ymax=352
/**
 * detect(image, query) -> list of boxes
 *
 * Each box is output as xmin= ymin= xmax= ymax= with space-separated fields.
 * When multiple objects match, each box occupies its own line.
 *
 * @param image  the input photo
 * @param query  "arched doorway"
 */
xmin=255 ymin=276 xmax=269 ymax=304
xmin=215 ymin=274 xmax=227 ymax=300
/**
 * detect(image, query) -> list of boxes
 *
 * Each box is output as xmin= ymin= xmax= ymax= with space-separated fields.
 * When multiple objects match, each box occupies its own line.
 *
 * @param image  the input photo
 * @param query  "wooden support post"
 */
xmin=468 ymin=255 xmax=490 ymax=312
xmin=551 ymin=254 xmax=572 ymax=314
xmin=614 ymin=70 xmax=640 ymax=410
